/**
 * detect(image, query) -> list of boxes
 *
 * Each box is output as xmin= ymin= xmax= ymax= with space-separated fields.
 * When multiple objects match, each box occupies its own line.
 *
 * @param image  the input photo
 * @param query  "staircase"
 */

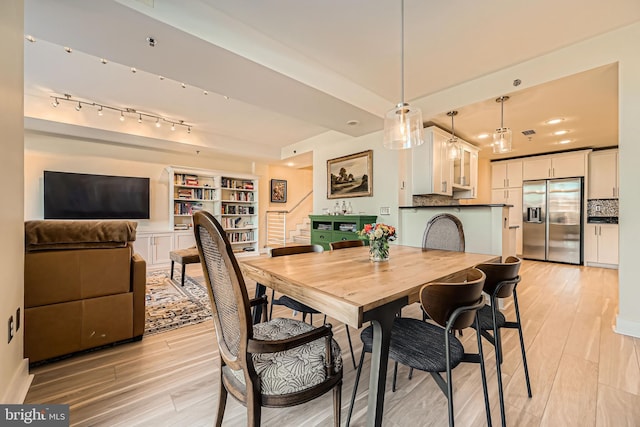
xmin=290 ymin=217 xmax=311 ymax=244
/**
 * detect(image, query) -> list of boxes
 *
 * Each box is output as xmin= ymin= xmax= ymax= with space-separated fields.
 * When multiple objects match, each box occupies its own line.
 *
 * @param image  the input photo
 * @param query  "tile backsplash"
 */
xmin=587 ymin=199 xmax=619 ymax=217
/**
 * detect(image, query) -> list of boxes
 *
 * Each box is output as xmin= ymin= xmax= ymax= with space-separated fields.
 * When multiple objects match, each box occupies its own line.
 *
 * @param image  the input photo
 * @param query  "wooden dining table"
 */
xmin=239 ymin=245 xmax=499 ymax=427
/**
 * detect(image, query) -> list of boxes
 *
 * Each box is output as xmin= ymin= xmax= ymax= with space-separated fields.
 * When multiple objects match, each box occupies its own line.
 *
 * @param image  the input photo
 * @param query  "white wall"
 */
xmin=1 ymin=0 xmax=30 ymax=403
xmin=311 ymin=130 xmax=401 ymax=229
xmin=305 ymin=22 xmax=640 ymax=338
xmin=25 ymin=132 xmax=259 ymax=230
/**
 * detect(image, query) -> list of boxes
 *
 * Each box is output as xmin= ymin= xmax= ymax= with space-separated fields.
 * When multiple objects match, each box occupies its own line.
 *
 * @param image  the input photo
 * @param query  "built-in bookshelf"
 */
xmin=220 ymin=176 xmax=258 ymax=254
xmin=167 ymin=167 xmax=259 ymax=255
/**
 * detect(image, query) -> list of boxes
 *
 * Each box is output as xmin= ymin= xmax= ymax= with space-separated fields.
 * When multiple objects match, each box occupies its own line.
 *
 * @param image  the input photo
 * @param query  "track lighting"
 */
xmin=48 ymin=95 xmax=193 ymax=133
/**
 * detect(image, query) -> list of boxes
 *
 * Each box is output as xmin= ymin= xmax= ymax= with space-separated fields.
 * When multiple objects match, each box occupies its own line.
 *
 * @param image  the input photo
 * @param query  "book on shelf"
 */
xmin=174 ymin=224 xmax=190 ymax=231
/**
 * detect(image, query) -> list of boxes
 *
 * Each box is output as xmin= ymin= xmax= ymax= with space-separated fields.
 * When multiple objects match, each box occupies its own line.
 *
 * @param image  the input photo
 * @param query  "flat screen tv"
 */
xmin=44 ymin=171 xmax=150 ymax=220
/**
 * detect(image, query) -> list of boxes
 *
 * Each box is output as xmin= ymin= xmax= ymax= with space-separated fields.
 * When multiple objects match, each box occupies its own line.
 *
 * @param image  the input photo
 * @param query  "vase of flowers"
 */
xmin=357 ymin=223 xmax=397 ymax=262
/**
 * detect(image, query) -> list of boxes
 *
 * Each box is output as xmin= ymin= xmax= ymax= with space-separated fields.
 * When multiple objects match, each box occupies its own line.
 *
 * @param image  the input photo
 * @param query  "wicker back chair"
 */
xmin=422 ymin=213 xmax=465 ymax=252
xmin=193 ymin=211 xmax=343 ymax=426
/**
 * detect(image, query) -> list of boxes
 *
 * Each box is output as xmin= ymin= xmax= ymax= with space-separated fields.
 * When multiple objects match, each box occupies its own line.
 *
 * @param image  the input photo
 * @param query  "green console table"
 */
xmin=309 ymin=214 xmax=378 ymax=250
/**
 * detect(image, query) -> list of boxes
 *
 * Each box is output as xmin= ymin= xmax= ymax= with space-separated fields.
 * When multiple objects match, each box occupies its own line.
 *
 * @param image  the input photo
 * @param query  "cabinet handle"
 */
xmin=613 ymin=187 xmax=616 ymax=197
xmin=506 ymin=178 xmax=509 ymax=187
xmin=552 ymin=168 xmax=555 ymax=177
xmin=599 ymin=226 xmax=602 ymax=236
xmin=504 ymin=178 xmax=507 ymax=187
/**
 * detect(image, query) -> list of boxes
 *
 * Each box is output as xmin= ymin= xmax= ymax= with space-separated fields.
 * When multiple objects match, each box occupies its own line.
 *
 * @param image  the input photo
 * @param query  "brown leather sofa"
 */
xmin=24 ymin=220 xmax=146 ymax=363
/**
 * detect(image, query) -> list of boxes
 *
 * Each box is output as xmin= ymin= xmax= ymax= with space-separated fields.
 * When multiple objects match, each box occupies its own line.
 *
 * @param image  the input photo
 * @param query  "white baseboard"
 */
xmin=1 ymin=358 xmax=33 ymax=403
xmin=614 ymin=316 xmax=640 ymax=339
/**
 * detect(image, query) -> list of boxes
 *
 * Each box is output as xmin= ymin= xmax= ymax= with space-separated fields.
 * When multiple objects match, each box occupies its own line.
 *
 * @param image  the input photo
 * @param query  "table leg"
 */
xmin=364 ymin=299 xmax=406 ymax=427
xmin=252 ymin=283 xmax=266 ymax=324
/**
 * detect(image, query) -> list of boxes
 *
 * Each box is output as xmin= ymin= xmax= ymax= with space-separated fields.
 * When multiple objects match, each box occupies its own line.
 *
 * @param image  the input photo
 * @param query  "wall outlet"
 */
xmin=380 ymin=206 xmax=391 ymax=215
xmin=8 ymin=315 xmax=14 ymax=344
xmin=16 ymin=307 xmax=20 ymax=331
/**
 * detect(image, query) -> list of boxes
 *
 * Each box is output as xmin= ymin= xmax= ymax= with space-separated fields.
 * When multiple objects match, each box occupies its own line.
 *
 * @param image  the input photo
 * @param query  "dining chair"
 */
xmin=422 ymin=213 xmax=465 ymax=252
xmin=347 ymin=268 xmax=491 ymax=427
xmin=193 ymin=211 xmax=343 ymax=426
xmin=329 ymin=239 xmax=365 ymax=369
xmin=268 ymin=244 xmax=325 ymax=323
xmin=472 ymin=256 xmax=531 ymax=427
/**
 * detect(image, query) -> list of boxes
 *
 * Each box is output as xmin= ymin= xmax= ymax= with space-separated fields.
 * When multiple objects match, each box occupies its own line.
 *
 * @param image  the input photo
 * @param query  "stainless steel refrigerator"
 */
xmin=522 ymin=178 xmax=583 ymax=264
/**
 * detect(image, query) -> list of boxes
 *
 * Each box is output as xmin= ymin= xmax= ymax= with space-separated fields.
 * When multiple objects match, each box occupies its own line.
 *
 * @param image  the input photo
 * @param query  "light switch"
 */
xmin=380 ymin=207 xmax=391 ymax=215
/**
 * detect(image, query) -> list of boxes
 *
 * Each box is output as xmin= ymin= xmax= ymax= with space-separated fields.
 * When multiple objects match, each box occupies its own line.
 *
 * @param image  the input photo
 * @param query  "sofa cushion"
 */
xmin=25 ymin=220 xmax=137 ymax=252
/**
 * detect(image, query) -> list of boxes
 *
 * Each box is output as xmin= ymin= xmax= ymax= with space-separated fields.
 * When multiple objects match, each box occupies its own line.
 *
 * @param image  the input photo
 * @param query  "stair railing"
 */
xmin=265 ymin=190 xmax=312 ymax=247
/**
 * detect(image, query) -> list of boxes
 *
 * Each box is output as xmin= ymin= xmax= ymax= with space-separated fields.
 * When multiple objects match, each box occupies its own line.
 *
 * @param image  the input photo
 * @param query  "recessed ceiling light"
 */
xmin=477 ymin=133 xmax=489 ymax=139
xmin=223 ymin=95 xmax=230 ymax=100
xmin=25 ymin=35 xmax=36 ymax=43
xmin=559 ymin=139 xmax=571 ymax=144
xmin=203 ymin=90 xmax=208 ymax=95
xmin=159 ymin=75 xmax=165 ymax=80
xmin=64 ymin=47 xmax=72 ymax=53
xmin=346 ymin=120 xmax=359 ymax=126
xmin=287 ymin=162 xmax=295 ymax=167
xmin=100 ymin=58 xmax=108 ymax=64
xmin=131 ymin=67 xmax=137 ymax=73
xmin=546 ymin=118 xmax=563 ymax=125
xmin=554 ymin=130 xmax=568 ymax=136
xmin=181 ymin=83 xmax=186 ymax=88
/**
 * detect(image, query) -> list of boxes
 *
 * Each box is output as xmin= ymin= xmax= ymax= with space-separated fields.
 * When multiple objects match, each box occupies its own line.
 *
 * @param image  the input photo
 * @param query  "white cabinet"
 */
xmin=134 ymin=232 xmax=174 ymax=267
xmin=174 ymin=231 xmax=196 ymax=250
xmin=491 ymin=188 xmax=523 ymax=254
xmin=452 ymin=142 xmax=480 ymax=199
xmin=411 ymin=126 xmax=454 ymax=196
xmin=522 ymin=151 xmax=589 ymax=181
xmin=589 ymin=149 xmax=619 ymax=199
xmin=491 ymin=160 xmax=523 ymax=189
xmin=584 ymin=224 xmax=618 ymax=267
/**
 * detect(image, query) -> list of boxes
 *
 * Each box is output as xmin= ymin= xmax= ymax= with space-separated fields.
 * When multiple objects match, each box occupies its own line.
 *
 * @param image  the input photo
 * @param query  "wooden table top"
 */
xmin=239 ymin=246 xmax=499 ymax=328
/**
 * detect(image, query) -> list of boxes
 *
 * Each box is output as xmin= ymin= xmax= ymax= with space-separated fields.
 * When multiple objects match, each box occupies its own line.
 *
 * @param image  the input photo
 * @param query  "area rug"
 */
xmin=144 ymin=270 xmax=212 ymax=336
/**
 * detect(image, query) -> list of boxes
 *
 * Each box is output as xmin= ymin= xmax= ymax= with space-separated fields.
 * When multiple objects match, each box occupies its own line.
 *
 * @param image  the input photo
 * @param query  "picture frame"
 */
xmin=270 ymin=179 xmax=287 ymax=203
xmin=327 ymin=150 xmax=373 ymax=199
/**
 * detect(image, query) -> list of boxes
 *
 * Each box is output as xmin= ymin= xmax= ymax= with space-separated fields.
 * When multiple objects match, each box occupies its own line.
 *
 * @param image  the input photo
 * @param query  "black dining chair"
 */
xmin=346 ymin=268 xmax=492 ymax=427
xmin=268 ymin=244 xmax=325 ymax=323
xmin=193 ymin=211 xmax=343 ymax=426
xmin=472 ymin=256 xmax=531 ymax=427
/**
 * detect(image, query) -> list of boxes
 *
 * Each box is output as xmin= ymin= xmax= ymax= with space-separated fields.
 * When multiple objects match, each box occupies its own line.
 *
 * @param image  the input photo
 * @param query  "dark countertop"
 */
xmin=400 ymin=204 xmax=510 ymax=209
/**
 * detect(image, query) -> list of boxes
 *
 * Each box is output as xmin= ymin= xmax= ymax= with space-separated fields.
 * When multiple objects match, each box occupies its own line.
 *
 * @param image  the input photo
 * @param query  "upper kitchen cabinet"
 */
xmin=398 ymin=126 xmax=478 ymax=204
xmin=451 ymin=141 xmax=479 ymax=199
xmin=410 ymin=126 xmax=454 ymax=197
xmin=588 ymin=149 xmax=619 ymax=199
xmin=491 ymin=159 xmax=523 ymax=189
xmin=522 ymin=150 xmax=590 ymax=181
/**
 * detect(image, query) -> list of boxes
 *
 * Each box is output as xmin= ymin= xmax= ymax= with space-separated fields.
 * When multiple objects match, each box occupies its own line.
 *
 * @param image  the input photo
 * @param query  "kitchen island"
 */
xmin=397 ymin=204 xmax=515 ymax=259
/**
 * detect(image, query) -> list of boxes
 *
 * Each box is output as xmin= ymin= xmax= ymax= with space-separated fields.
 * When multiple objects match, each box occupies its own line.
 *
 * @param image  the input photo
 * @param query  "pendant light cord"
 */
xmin=400 ymin=0 xmax=405 ymax=105
xmin=500 ymin=97 xmax=505 ymax=129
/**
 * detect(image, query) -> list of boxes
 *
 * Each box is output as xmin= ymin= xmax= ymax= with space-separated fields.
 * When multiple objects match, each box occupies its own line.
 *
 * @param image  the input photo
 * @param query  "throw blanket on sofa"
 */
xmin=25 ymin=220 xmax=137 ymax=252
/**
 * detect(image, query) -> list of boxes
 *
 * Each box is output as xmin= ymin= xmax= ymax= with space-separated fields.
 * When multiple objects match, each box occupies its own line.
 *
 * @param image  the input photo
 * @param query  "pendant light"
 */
xmin=493 ymin=96 xmax=512 ymax=154
xmin=446 ymin=111 xmax=461 ymax=160
xmin=383 ymin=0 xmax=424 ymax=150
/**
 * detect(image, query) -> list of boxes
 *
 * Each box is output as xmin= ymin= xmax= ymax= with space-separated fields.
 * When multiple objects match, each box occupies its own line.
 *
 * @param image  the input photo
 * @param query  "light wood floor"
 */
xmin=24 ymin=261 xmax=640 ymax=426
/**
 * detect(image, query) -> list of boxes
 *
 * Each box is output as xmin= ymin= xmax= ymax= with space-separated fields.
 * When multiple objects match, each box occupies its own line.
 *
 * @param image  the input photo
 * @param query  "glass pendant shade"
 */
xmin=493 ymin=127 xmax=512 ymax=153
xmin=383 ymin=102 xmax=424 ymax=149
xmin=446 ymin=110 xmax=461 ymax=160
xmin=492 ymin=96 xmax=512 ymax=154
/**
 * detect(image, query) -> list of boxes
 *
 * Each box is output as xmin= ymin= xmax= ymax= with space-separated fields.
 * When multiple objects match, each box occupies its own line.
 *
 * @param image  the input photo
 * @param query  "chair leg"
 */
xmin=392 ymin=361 xmax=399 ymax=392
xmin=215 ymin=374 xmax=227 ymax=427
xmin=333 ymin=381 xmax=342 ymax=427
xmin=345 ymin=326 xmax=357 ymax=370
xmin=445 ymin=332 xmax=455 ymax=427
xmin=269 ymin=289 xmax=276 ymax=320
xmin=491 ymin=301 xmax=506 ymax=427
xmin=170 ymin=261 xmax=175 ymax=280
xmin=408 ymin=367 xmax=414 ymax=380
xmin=181 ymin=262 xmax=186 ymax=286
xmin=475 ymin=316 xmax=493 ymax=427
xmin=513 ymin=290 xmax=533 ymax=398
xmin=346 ymin=350 xmax=367 ymax=427
xmin=246 ymin=386 xmax=262 ymax=427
